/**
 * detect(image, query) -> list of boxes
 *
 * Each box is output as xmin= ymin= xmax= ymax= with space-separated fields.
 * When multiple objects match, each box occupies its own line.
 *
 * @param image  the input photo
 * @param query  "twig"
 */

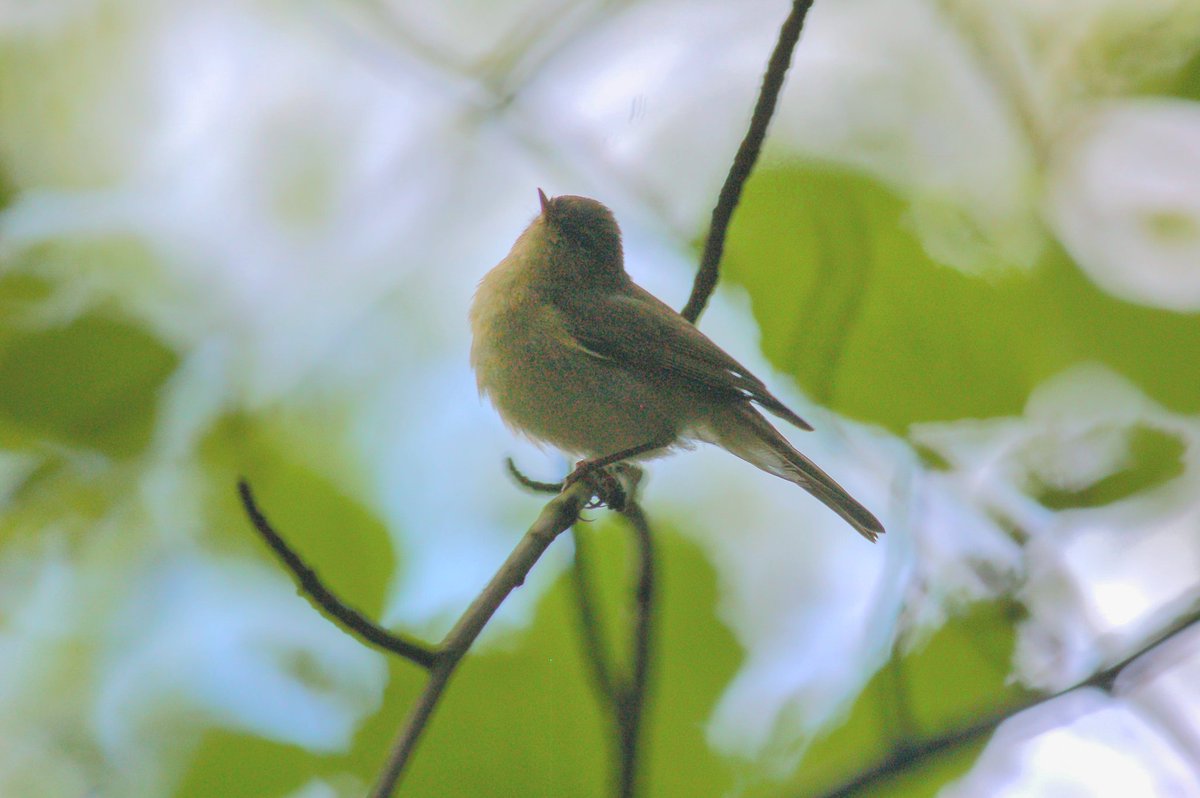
xmin=369 ymin=479 xmax=595 ymax=797
xmin=517 ymin=460 xmax=660 ymax=796
xmin=681 ymin=0 xmax=815 ymax=323
xmin=809 ymin=605 xmax=1200 ymax=798
xmin=615 ymin=500 xmax=657 ymax=798
xmin=237 ymin=479 xmax=437 ymax=668
xmin=566 ymin=502 xmax=658 ymax=798
xmin=506 ymin=456 xmax=563 ymax=493
xmin=570 ymin=525 xmax=620 ymax=705
xmin=239 ymin=477 xmax=596 ymax=795
xmin=505 ymin=460 xmax=623 ymax=706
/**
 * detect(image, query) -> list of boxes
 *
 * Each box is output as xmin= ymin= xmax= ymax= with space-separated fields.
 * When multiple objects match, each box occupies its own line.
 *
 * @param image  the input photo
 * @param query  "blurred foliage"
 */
xmin=1176 ymin=46 xmax=1200 ymax=101
xmin=201 ymin=414 xmax=397 ymax=616
xmin=723 ymin=164 xmax=1200 ymax=433
xmin=3 ymin=4 xmax=1199 ymax=796
xmin=2 ymin=157 xmax=1194 ymax=798
xmin=0 ymin=301 xmax=177 ymax=457
xmin=758 ymin=601 xmax=1023 ymax=798
xmin=176 ymin=520 xmax=743 ymax=797
xmin=0 ymin=165 xmax=14 ymax=211
xmin=1036 ymin=425 xmax=1185 ymax=510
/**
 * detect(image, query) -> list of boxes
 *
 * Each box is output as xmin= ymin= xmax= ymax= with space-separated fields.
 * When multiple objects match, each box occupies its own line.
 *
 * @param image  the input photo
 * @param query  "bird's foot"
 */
xmin=564 ymin=460 xmax=643 ymax=512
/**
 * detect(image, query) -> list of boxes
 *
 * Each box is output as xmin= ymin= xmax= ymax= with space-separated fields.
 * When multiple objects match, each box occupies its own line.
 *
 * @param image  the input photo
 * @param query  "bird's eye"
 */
xmin=556 ymin=219 xmax=597 ymax=250
xmin=568 ymin=226 xmax=600 ymax=250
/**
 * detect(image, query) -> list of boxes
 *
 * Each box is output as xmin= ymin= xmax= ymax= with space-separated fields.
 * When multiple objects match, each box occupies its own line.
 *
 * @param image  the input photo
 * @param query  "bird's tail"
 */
xmin=701 ymin=404 xmax=885 ymax=542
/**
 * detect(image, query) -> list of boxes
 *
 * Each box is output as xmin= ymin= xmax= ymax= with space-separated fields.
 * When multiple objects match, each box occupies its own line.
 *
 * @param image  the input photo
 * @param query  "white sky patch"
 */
xmin=943 ymin=690 xmax=1200 ymax=798
xmin=778 ymin=0 xmax=1042 ymax=274
xmin=93 ymin=554 xmax=386 ymax=767
xmin=915 ymin=364 xmax=1200 ymax=692
xmin=1046 ymin=100 xmax=1200 ymax=311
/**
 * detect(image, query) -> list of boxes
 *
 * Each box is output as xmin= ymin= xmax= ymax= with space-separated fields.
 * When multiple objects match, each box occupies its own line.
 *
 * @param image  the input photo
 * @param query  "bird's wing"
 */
xmin=556 ymin=283 xmax=812 ymax=431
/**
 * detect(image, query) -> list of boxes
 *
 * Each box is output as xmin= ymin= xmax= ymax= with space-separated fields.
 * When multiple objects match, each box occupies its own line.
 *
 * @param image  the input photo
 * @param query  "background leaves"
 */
xmin=2 ymin=1 xmax=1199 ymax=796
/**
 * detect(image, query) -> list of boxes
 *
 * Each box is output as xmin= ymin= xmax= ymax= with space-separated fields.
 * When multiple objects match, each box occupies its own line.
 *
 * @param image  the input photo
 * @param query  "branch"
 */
xmin=240 ymin=4 xmax=813 ymax=785
xmin=568 ymin=503 xmax=658 ymax=798
xmin=506 ymin=456 xmax=563 ymax=494
xmin=511 ymin=458 xmax=657 ymax=792
xmin=237 ymin=479 xmax=437 ymax=668
xmin=570 ymin=525 xmax=620 ymax=705
xmin=239 ymin=476 xmax=597 ymax=795
xmin=809 ymin=604 xmax=1200 ymax=798
xmin=511 ymin=460 xmax=658 ymax=797
xmin=681 ymin=0 xmax=815 ymax=323
xmin=369 ymin=479 xmax=595 ymax=798
xmin=615 ymin=500 xmax=657 ymax=798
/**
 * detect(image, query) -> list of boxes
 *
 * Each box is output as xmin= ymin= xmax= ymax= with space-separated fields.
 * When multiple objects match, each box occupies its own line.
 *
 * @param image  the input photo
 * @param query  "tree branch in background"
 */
xmin=369 ymin=480 xmax=595 ymax=798
xmin=238 ymin=478 xmax=595 ymax=797
xmin=809 ymin=605 xmax=1200 ymax=798
xmin=614 ymin=500 xmax=657 ymax=798
xmin=511 ymin=463 xmax=658 ymax=798
xmin=570 ymin=525 xmax=620 ymax=705
xmin=681 ymin=0 xmax=815 ymax=323
xmin=237 ymin=480 xmax=437 ymax=668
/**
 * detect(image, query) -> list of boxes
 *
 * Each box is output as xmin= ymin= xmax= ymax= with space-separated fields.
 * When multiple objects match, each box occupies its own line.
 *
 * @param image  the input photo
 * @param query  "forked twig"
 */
xmin=510 ymin=461 xmax=657 ymax=798
xmin=238 ymin=478 xmax=594 ymax=796
xmin=369 ymin=480 xmax=595 ymax=796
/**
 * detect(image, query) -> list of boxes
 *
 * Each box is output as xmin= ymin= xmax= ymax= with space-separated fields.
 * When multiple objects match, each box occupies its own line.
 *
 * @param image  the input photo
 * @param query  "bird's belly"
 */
xmin=473 ymin=306 xmax=680 ymax=457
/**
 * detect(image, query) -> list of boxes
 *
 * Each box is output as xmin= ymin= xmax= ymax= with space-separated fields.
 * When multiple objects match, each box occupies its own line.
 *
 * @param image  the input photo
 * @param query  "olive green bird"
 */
xmin=470 ymin=190 xmax=884 ymax=541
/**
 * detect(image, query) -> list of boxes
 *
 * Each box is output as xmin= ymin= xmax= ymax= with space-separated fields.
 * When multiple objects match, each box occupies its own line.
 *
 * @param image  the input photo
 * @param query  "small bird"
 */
xmin=470 ymin=190 xmax=884 ymax=541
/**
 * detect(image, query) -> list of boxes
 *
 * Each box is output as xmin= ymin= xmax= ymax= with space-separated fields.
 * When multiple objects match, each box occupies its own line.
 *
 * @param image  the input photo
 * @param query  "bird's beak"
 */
xmin=537 ymin=188 xmax=550 ymax=215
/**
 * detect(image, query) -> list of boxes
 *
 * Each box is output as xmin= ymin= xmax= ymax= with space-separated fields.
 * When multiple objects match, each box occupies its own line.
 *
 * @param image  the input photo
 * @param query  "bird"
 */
xmin=469 ymin=190 xmax=884 ymax=541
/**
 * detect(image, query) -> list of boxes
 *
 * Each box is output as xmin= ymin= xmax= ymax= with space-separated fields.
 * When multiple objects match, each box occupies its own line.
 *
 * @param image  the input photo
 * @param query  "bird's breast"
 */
xmin=469 ymin=269 xmax=682 ymax=456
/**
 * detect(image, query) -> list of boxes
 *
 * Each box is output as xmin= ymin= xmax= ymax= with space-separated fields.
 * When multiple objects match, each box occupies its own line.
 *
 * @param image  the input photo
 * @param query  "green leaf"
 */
xmin=0 ymin=311 xmax=177 ymax=457
xmin=722 ymin=164 xmax=1200 ymax=432
xmin=1170 ymin=45 xmax=1200 ymax=102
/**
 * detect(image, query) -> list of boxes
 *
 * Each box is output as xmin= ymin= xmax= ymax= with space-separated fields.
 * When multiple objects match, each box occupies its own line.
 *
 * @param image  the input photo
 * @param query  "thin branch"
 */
xmin=809 ymin=605 xmax=1200 ymax=798
xmin=250 ymin=3 xmax=813 ymax=791
xmin=812 ymin=700 xmax=1019 ymax=798
xmin=506 ymin=456 xmax=563 ymax=493
xmin=236 ymin=479 xmax=437 ymax=668
xmin=570 ymin=524 xmax=620 ymax=705
xmin=567 ymin=500 xmax=659 ymax=798
xmin=681 ymin=0 xmax=815 ymax=323
xmin=369 ymin=479 xmax=596 ymax=798
xmin=879 ymin=654 xmax=918 ymax=755
xmin=615 ymin=500 xmax=657 ymax=798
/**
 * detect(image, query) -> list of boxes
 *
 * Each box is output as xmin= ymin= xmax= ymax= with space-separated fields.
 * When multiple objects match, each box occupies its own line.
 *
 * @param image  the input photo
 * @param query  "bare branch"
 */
xmin=566 ymin=499 xmax=658 ymax=798
xmin=506 ymin=456 xmax=563 ymax=494
xmin=570 ymin=525 xmax=620 ymax=705
xmin=369 ymin=479 xmax=595 ymax=797
xmin=615 ymin=500 xmax=657 ymax=798
xmin=809 ymin=605 xmax=1200 ymax=798
xmin=681 ymin=0 xmax=815 ymax=323
xmin=236 ymin=479 xmax=437 ymax=668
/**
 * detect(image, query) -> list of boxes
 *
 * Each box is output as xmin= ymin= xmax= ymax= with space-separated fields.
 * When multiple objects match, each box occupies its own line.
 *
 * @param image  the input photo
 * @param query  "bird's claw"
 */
xmin=565 ymin=460 xmax=628 ymax=511
xmin=561 ymin=460 xmax=638 ymax=511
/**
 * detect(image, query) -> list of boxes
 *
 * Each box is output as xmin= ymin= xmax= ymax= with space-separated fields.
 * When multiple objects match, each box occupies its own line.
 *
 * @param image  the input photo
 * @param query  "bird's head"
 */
xmin=534 ymin=189 xmax=625 ymax=286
